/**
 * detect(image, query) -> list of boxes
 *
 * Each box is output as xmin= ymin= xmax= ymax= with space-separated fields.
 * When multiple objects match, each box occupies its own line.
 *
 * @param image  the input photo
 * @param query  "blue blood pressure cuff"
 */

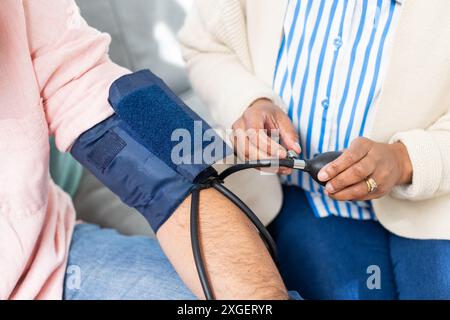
xmin=71 ymin=70 xmax=231 ymax=232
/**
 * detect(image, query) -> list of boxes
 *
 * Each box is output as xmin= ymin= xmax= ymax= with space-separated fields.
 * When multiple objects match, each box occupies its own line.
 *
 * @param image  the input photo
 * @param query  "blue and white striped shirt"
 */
xmin=274 ymin=0 xmax=402 ymax=220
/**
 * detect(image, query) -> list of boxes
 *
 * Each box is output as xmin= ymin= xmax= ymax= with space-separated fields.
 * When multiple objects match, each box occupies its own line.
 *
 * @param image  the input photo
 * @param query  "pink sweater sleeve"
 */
xmin=24 ymin=0 xmax=130 ymax=151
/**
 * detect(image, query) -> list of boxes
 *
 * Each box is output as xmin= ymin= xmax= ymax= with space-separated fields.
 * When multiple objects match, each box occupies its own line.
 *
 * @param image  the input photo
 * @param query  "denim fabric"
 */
xmin=269 ymin=186 xmax=450 ymax=300
xmin=64 ymin=223 xmax=195 ymax=300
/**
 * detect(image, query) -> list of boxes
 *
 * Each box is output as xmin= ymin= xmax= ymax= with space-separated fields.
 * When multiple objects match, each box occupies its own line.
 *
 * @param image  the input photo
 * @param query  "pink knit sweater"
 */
xmin=0 ymin=0 xmax=128 ymax=299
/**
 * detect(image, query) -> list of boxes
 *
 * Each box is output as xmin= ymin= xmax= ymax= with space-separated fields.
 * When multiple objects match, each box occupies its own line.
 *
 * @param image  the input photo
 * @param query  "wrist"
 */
xmin=249 ymin=98 xmax=272 ymax=109
xmin=390 ymin=142 xmax=413 ymax=185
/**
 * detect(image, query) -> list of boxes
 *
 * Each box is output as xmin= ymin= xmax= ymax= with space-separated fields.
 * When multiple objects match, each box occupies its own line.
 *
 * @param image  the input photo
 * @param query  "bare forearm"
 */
xmin=157 ymin=188 xmax=288 ymax=300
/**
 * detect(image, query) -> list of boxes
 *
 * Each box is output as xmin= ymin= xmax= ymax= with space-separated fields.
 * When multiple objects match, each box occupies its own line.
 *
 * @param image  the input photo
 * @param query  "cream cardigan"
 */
xmin=179 ymin=0 xmax=450 ymax=240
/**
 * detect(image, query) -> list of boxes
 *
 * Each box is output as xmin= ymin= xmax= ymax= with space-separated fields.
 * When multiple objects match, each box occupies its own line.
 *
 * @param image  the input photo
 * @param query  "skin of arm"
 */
xmin=157 ymin=188 xmax=289 ymax=300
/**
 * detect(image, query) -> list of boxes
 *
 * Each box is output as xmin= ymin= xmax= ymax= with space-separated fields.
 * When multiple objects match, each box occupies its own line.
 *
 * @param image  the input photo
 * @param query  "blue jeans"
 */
xmin=64 ymin=223 xmax=196 ymax=300
xmin=268 ymin=186 xmax=450 ymax=300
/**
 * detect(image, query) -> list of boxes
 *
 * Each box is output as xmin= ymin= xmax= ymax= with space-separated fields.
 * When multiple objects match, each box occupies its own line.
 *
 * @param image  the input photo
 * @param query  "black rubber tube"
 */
xmin=190 ymin=187 xmax=215 ymax=300
xmin=217 ymin=159 xmax=294 ymax=181
xmin=191 ymin=182 xmax=279 ymax=300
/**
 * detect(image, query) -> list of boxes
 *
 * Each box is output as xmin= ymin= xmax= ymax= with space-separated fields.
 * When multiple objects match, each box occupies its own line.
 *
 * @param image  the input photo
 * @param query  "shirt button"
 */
xmin=321 ymin=98 xmax=329 ymax=109
xmin=333 ymin=37 xmax=343 ymax=49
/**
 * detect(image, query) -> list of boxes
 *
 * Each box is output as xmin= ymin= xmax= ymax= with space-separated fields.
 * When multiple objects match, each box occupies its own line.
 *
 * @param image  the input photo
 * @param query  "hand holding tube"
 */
xmin=317 ymin=137 xmax=413 ymax=201
xmin=231 ymin=98 xmax=301 ymax=175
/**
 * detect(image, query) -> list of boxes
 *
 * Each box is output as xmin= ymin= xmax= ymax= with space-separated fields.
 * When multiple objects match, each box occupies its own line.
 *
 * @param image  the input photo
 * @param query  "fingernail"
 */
xmin=294 ymin=142 xmax=301 ymax=153
xmin=318 ymin=170 xmax=329 ymax=182
xmin=326 ymin=183 xmax=335 ymax=193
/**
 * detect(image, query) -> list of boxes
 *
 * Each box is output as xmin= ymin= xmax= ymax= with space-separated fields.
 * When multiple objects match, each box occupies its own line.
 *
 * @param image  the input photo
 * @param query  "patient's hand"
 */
xmin=232 ymin=99 xmax=301 ymax=175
